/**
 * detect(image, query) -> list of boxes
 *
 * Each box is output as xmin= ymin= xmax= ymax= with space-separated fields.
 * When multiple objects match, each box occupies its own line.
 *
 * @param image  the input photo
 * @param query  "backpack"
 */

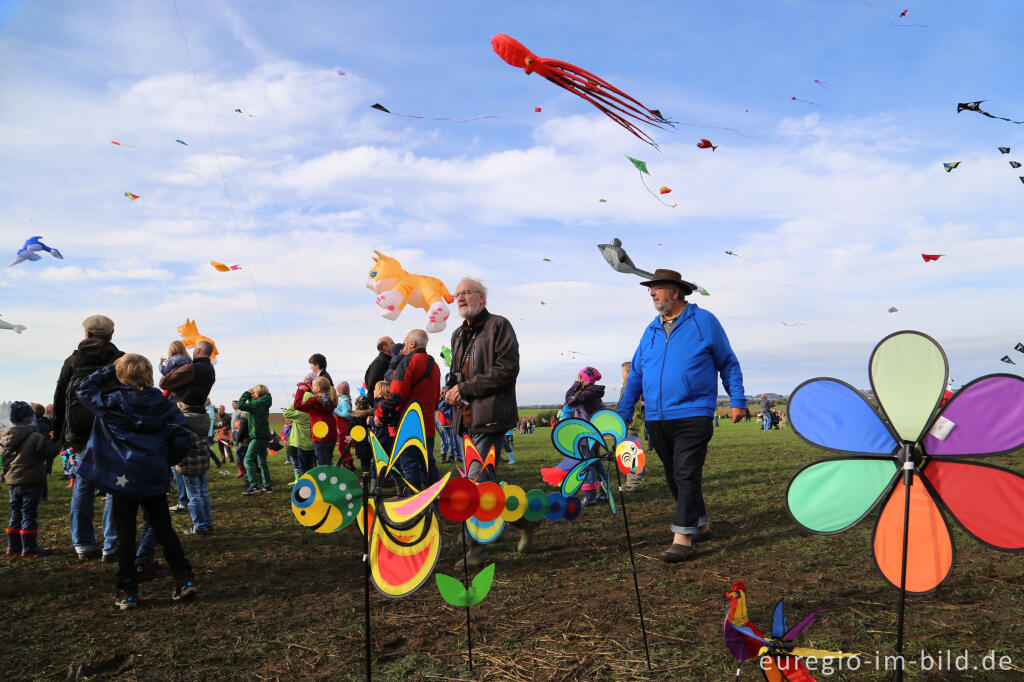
xmin=64 ymin=363 xmax=107 ymax=447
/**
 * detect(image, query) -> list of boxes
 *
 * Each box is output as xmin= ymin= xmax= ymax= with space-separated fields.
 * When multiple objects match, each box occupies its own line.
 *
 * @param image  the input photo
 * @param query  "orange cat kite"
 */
xmin=365 ymin=250 xmax=454 ymax=333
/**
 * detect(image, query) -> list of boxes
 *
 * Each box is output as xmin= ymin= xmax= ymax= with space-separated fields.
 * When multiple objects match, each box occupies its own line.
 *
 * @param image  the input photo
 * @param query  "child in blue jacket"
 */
xmin=76 ymin=354 xmax=198 ymax=611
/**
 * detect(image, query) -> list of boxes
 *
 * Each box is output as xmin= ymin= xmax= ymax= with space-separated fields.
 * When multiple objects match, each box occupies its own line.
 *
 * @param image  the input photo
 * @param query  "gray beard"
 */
xmin=458 ymin=303 xmax=481 ymax=319
xmin=653 ymin=299 xmax=674 ymax=315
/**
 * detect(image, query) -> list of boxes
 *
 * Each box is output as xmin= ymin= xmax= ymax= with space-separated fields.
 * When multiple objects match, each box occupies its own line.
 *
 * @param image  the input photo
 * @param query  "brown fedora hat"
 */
xmin=639 ymin=268 xmax=696 ymax=295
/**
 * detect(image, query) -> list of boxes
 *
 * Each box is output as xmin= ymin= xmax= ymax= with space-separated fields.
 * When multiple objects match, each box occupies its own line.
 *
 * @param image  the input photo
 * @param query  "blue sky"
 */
xmin=2 ymin=0 xmax=1022 ymax=409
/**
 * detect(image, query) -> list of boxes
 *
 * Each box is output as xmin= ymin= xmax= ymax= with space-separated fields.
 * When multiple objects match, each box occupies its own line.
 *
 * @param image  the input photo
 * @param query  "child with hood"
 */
xmin=2 ymin=401 xmax=55 ymax=557
xmin=75 ymin=355 xmax=197 ymax=610
xmin=565 ymin=367 xmax=608 ymax=507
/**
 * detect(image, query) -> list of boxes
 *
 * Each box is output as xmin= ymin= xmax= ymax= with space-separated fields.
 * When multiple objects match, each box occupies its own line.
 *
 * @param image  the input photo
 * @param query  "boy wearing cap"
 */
xmin=2 ymin=402 xmax=55 ymax=557
xmin=616 ymin=269 xmax=746 ymax=562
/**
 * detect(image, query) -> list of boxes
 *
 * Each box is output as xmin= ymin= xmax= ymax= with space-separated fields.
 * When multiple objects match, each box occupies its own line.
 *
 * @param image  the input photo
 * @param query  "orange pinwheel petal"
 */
xmin=873 ymin=474 xmax=953 ymax=594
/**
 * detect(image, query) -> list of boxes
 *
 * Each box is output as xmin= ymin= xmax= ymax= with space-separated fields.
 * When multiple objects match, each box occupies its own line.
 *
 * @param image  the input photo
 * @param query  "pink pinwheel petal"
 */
xmin=926 ymin=460 xmax=1024 ymax=549
xmin=924 ymin=375 xmax=1024 ymax=456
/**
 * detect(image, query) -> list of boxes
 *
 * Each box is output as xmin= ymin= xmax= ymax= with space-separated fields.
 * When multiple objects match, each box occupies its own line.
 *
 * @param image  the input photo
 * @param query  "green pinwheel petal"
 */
xmin=590 ymin=410 xmax=627 ymax=444
xmin=467 ymin=563 xmax=495 ymax=606
xmin=435 ymin=564 xmax=495 ymax=607
xmin=869 ymin=331 xmax=947 ymax=442
xmin=787 ymin=459 xmax=897 ymax=533
xmin=435 ymin=572 xmax=469 ymax=606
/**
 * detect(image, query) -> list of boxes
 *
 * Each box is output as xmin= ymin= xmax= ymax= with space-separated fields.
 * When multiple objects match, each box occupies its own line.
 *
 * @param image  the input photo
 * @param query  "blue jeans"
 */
xmin=398 ymin=437 xmax=439 ymax=490
xmin=183 ymin=472 xmax=212 ymax=531
xmin=9 ymin=483 xmax=43 ymax=532
xmin=172 ymin=468 xmax=189 ymax=505
xmin=136 ymin=520 xmax=158 ymax=565
xmin=287 ymin=446 xmax=316 ymax=476
xmin=69 ymin=477 xmax=116 ymax=555
xmin=313 ymin=440 xmax=335 ymax=467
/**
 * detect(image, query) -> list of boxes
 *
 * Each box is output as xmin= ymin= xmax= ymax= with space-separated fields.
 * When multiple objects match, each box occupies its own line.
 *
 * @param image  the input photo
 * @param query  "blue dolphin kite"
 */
xmin=9 ymin=236 xmax=63 ymax=267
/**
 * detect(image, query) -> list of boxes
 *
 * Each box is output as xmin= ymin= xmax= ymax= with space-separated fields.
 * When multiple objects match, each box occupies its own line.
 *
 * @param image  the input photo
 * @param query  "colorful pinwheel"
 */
xmin=786 ymin=330 xmax=1024 ymax=674
xmin=352 ymin=403 xmax=451 ymax=598
xmin=544 ymin=409 xmax=632 ymax=513
xmin=724 ymin=581 xmax=857 ymax=681
xmin=291 ymin=465 xmax=362 ymax=532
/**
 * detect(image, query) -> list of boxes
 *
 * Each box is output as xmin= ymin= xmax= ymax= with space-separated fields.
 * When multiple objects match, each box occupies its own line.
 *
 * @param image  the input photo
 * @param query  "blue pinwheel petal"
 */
xmin=790 ymin=378 xmax=898 ymax=455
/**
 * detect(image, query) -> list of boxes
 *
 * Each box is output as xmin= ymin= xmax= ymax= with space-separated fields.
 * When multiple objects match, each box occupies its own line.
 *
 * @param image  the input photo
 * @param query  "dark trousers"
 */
xmin=112 ymin=495 xmax=192 ymax=595
xmin=646 ymin=417 xmax=714 ymax=535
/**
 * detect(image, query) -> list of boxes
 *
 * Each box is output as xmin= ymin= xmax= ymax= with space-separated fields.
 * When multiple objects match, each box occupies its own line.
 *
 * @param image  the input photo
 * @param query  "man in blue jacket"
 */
xmin=617 ymin=269 xmax=746 ymax=562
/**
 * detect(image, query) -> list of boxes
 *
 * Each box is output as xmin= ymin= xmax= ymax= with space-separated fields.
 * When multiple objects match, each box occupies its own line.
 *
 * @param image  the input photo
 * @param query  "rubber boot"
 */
xmin=65 ymin=476 xmax=76 ymax=488
xmin=20 ymin=530 xmax=52 ymax=558
xmin=454 ymin=542 xmax=488 ymax=571
xmin=6 ymin=528 xmax=21 ymax=557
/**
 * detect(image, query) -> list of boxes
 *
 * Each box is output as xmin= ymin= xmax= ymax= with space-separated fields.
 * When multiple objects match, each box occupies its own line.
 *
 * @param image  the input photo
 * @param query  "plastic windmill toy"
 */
xmin=785 ymin=330 xmax=1024 ymax=679
xmin=724 ymin=581 xmax=858 ymax=681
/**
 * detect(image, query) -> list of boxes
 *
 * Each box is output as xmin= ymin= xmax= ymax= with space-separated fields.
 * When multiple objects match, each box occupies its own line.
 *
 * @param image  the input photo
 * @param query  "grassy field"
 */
xmin=2 ymin=420 xmax=1023 ymax=680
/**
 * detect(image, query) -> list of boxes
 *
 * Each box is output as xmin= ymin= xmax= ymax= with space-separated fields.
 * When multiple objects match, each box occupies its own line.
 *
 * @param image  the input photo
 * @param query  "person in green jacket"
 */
xmin=237 ymin=385 xmax=272 ymax=495
xmin=282 ymin=391 xmax=314 ymax=485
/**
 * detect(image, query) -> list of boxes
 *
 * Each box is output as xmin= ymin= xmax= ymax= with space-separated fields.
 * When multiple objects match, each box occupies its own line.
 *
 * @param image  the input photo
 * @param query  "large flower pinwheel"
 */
xmin=787 ymin=330 xmax=1024 ymax=595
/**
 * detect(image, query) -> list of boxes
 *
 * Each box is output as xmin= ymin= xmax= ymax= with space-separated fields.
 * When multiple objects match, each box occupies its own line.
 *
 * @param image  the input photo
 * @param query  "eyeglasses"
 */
xmin=454 ymin=289 xmax=482 ymax=298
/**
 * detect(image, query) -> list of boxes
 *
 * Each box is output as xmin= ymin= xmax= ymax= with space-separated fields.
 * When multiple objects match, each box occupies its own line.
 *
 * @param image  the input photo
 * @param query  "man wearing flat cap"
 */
xmin=53 ymin=314 xmax=124 ymax=560
xmin=616 ymin=269 xmax=746 ymax=562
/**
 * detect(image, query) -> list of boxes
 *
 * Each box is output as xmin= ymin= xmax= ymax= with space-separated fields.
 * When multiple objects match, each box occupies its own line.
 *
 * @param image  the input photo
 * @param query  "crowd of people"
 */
xmin=2 ymin=268 xmax=757 ymax=610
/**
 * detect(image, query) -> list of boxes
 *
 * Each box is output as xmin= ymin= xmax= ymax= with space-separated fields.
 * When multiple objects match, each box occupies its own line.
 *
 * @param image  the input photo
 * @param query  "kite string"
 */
xmin=637 ymin=172 xmax=676 ymax=208
xmin=171 ymin=0 xmax=288 ymax=398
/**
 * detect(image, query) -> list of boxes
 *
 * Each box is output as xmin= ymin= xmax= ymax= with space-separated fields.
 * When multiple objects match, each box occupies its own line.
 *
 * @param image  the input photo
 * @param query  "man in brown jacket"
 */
xmin=443 ymin=278 xmax=535 ymax=569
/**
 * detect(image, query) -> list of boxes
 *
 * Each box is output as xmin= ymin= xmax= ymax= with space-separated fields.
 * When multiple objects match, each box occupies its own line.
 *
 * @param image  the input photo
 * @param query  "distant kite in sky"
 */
xmin=888 ymin=307 xmax=899 ymax=313
xmin=957 ymin=101 xmax=1024 ymax=124
xmin=1001 ymin=355 xmax=1016 ymax=365
xmin=542 ymin=258 xmax=552 ymax=262
xmin=659 ymin=186 xmax=672 ymax=195
xmin=370 ymin=103 xmax=498 ymax=123
xmin=1011 ymin=161 xmax=1022 ymax=169
xmin=1015 ymin=342 xmax=1024 ymax=354
xmin=234 ymin=108 xmax=255 ymax=117
xmin=210 ymin=261 xmax=241 ymax=272
xmin=491 ymin=33 xmax=671 ymax=148
xmin=125 ymin=192 xmax=140 ymax=200
xmin=0 ymin=315 xmax=27 ymax=334
xmin=625 ymin=156 xmax=676 ymax=208
xmin=725 ymin=250 xmax=751 ymax=262
xmin=814 ymin=79 xmax=830 ymax=88
xmin=534 ymin=107 xmax=541 ymax=112
xmin=999 ymin=147 xmax=1011 ymax=154
xmin=696 ymin=138 xmax=718 ymax=151
xmin=598 ymin=198 xmax=607 ymax=203
xmin=943 ymin=162 xmax=960 ymax=172
xmin=1020 ymin=177 xmax=1024 ymax=184
xmin=922 ymin=253 xmax=944 ymax=262
xmin=9 ymin=236 xmax=63 ymax=267
xmin=782 ymin=322 xmax=807 ymax=326
xmin=110 ymin=140 xmax=135 ymax=148
xmin=791 ymin=96 xmax=820 ymax=107
xmin=899 ymin=9 xmax=908 ymax=17
xmin=176 ymin=139 xmax=188 ymax=146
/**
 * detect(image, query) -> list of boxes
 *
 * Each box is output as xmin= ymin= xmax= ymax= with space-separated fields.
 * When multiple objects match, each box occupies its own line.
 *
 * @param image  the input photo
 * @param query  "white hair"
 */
xmin=407 ymin=329 xmax=429 ymax=347
xmin=458 ymin=277 xmax=487 ymax=296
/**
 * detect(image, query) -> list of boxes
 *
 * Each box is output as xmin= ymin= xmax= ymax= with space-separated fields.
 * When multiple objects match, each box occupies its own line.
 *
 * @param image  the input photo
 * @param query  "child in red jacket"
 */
xmin=294 ymin=376 xmax=337 ymax=467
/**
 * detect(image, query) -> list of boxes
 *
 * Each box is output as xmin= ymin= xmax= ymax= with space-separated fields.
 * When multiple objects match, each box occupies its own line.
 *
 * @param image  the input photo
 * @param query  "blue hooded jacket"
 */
xmin=75 ymin=365 xmax=190 ymax=498
xmin=617 ymin=303 xmax=746 ymax=422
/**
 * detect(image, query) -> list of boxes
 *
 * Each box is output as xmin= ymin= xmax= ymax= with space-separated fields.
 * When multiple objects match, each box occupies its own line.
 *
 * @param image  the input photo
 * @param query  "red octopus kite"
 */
xmin=491 ymin=34 xmax=670 ymax=148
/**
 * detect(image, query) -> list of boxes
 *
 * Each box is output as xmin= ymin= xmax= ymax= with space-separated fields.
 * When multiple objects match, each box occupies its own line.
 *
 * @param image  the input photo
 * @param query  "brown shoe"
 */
xmin=660 ymin=543 xmax=695 ymax=562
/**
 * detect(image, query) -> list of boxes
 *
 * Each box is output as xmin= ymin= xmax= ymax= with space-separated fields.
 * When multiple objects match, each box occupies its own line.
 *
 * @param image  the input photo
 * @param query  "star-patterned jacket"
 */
xmin=75 ymin=365 xmax=190 ymax=499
